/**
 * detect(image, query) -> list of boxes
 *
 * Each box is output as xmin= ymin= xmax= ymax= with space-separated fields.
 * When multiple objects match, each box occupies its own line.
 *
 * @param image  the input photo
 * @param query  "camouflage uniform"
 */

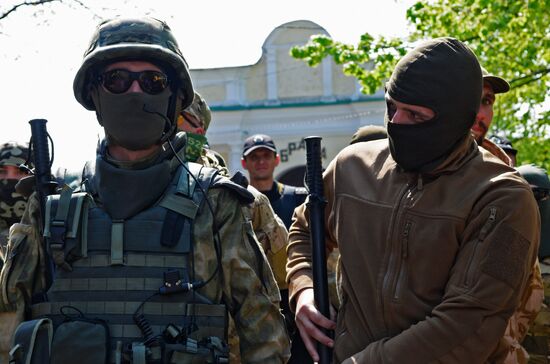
xmin=517 ymin=164 xmax=550 ymax=364
xmin=181 ymin=92 xmax=289 ymax=285
xmin=0 ymin=17 xmax=289 ymax=364
xmin=480 ymin=139 xmax=545 ymax=364
xmin=0 ymin=142 xmax=30 ymax=268
xmin=181 ymin=93 xmax=290 ymax=363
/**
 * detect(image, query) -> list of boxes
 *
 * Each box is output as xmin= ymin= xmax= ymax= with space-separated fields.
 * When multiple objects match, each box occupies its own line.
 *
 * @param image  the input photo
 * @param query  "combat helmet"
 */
xmin=180 ymin=92 xmax=212 ymax=130
xmin=517 ymin=164 xmax=550 ymax=259
xmin=73 ymin=17 xmax=194 ymax=124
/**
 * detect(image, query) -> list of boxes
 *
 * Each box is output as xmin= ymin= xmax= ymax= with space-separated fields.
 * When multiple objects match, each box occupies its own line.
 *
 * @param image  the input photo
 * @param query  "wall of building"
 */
xmin=190 ymin=20 xmax=386 ymax=181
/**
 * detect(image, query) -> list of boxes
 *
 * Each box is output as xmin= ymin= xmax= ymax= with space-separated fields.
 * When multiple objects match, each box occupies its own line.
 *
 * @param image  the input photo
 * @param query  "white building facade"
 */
xmin=190 ymin=20 xmax=386 ymax=184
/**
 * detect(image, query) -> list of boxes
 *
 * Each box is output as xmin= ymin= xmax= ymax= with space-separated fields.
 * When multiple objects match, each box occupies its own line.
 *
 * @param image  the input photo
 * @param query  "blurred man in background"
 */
xmin=0 ymin=142 xmax=30 ymax=268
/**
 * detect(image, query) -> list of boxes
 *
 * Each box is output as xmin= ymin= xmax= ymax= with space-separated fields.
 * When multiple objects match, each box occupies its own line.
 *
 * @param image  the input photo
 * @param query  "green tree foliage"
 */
xmin=290 ymin=0 xmax=550 ymax=170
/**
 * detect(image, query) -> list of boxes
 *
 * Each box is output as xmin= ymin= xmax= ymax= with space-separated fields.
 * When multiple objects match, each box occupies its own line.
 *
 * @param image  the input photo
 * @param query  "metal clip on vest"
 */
xmin=49 ymin=221 xmax=66 ymax=250
xmin=159 ymin=269 xmax=204 ymax=295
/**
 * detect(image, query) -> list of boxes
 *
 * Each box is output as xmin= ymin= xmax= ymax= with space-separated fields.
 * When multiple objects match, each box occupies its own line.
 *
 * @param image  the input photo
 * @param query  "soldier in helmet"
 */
xmin=488 ymin=134 xmax=518 ymax=167
xmin=178 ymin=92 xmax=288 ymax=290
xmin=0 ymin=142 xmax=30 ymax=268
xmin=178 ymin=93 xmax=290 ymax=362
xmin=177 ymin=92 xmax=229 ymax=175
xmin=0 ymin=17 xmax=289 ymax=364
xmin=517 ymin=164 xmax=550 ymax=361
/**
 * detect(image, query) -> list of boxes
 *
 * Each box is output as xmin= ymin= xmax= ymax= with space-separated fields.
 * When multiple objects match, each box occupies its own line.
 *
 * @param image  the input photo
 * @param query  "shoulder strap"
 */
xmin=210 ymin=174 xmax=254 ymax=205
xmin=159 ymin=162 xmax=218 ymax=248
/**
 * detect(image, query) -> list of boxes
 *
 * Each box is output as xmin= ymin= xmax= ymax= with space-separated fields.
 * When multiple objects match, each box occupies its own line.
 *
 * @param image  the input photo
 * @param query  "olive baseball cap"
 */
xmin=242 ymin=134 xmax=277 ymax=157
xmin=481 ymin=67 xmax=510 ymax=94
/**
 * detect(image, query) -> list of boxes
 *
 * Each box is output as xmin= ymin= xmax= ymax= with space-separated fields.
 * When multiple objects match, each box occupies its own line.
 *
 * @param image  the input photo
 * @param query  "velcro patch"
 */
xmin=482 ymin=225 xmax=530 ymax=288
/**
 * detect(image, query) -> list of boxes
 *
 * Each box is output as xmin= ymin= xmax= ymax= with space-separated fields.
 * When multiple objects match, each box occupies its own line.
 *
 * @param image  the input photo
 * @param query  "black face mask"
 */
xmin=385 ymin=37 xmax=482 ymax=173
xmin=385 ymin=111 xmax=470 ymax=173
xmin=92 ymin=87 xmax=172 ymax=151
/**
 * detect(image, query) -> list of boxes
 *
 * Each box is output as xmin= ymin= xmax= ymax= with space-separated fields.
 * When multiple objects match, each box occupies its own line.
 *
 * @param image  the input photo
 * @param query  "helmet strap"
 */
xmin=160 ymin=89 xmax=180 ymax=144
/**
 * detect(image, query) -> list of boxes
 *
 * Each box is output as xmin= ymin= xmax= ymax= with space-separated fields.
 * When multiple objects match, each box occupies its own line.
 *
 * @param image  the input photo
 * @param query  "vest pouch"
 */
xmin=50 ymin=313 xmax=109 ymax=364
xmin=9 ymin=318 xmax=53 ymax=364
xmin=167 ymin=337 xmax=229 ymax=364
xmin=165 ymin=303 xmax=229 ymax=363
xmin=44 ymin=191 xmax=93 ymax=265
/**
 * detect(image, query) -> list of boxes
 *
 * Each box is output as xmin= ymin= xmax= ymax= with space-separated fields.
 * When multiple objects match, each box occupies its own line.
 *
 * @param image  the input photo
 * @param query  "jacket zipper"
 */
xmin=393 ymin=220 xmax=411 ymax=300
xmin=464 ymin=207 xmax=497 ymax=287
xmin=382 ymin=177 xmax=418 ymax=326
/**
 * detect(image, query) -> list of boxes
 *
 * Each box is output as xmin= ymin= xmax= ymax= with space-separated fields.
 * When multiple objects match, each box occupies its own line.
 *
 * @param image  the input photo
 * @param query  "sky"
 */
xmin=0 ymin=0 xmax=417 ymax=172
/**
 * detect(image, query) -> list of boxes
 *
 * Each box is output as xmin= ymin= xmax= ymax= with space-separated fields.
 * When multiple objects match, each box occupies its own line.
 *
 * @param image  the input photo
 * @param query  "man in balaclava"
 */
xmin=286 ymin=37 xmax=540 ymax=363
xmin=0 ymin=142 xmax=30 ymax=268
xmin=468 ymin=70 xmax=542 ymax=363
xmin=0 ymin=17 xmax=289 ymax=364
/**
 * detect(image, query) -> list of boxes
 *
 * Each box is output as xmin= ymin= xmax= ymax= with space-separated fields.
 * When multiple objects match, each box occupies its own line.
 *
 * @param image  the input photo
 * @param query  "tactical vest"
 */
xmin=12 ymin=163 xmax=230 ymax=364
xmin=270 ymin=183 xmax=307 ymax=230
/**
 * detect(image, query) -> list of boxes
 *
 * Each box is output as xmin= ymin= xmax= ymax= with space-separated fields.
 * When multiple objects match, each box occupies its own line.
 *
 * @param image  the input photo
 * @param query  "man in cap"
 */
xmin=469 ymin=68 xmax=542 ymax=364
xmin=0 ymin=142 xmax=30 ymax=268
xmin=517 ymin=164 xmax=550 ymax=362
xmin=241 ymin=134 xmax=310 ymax=363
xmin=287 ymin=37 xmax=540 ymax=363
xmin=0 ymin=17 xmax=289 ymax=364
xmin=471 ymin=67 xmax=510 ymax=145
xmin=241 ymin=134 xmax=307 ymax=229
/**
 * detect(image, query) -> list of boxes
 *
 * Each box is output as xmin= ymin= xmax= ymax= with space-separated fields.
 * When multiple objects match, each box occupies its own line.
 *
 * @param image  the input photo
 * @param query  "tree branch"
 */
xmin=510 ymin=68 xmax=550 ymax=89
xmin=0 ymin=0 xmax=60 ymax=21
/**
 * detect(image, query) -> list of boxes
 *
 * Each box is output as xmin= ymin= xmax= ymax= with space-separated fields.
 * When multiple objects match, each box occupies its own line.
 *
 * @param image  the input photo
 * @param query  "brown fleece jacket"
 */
xmin=287 ymin=136 xmax=540 ymax=364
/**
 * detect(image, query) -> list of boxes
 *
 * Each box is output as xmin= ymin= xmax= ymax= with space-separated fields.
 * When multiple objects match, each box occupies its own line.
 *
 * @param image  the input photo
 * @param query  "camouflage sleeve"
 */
xmin=491 ymin=258 xmax=544 ymax=363
xmin=0 ymin=193 xmax=46 ymax=361
xmin=0 ymin=193 xmax=46 ymax=313
xmin=212 ymin=188 xmax=290 ymax=363
xmin=201 ymin=150 xmax=230 ymax=177
xmin=247 ymin=187 xmax=289 ymax=290
xmin=0 ymin=228 xmax=8 ymax=268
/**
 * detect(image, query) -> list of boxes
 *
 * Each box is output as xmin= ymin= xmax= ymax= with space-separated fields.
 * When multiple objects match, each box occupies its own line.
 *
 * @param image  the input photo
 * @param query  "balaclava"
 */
xmin=385 ymin=37 xmax=482 ymax=172
xmin=91 ymin=85 xmax=173 ymax=151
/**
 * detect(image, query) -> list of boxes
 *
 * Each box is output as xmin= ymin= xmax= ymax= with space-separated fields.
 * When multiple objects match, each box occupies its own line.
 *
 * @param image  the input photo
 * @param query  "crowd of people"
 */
xmin=0 ymin=16 xmax=548 ymax=364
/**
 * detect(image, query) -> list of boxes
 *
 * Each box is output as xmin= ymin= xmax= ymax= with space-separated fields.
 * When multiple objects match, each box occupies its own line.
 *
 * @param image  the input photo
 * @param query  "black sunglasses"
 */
xmin=533 ymin=188 xmax=550 ymax=202
xmin=98 ymin=69 xmax=169 ymax=95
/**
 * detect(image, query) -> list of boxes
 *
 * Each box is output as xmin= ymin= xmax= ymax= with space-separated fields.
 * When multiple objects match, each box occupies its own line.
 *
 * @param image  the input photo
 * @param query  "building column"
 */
xmin=266 ymin=48 xmax=278 ymax=101
xmin=229 ymin=142 xmax=244 ymax=175
xmin=322 ymin=57 xmax=333 ymax=99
